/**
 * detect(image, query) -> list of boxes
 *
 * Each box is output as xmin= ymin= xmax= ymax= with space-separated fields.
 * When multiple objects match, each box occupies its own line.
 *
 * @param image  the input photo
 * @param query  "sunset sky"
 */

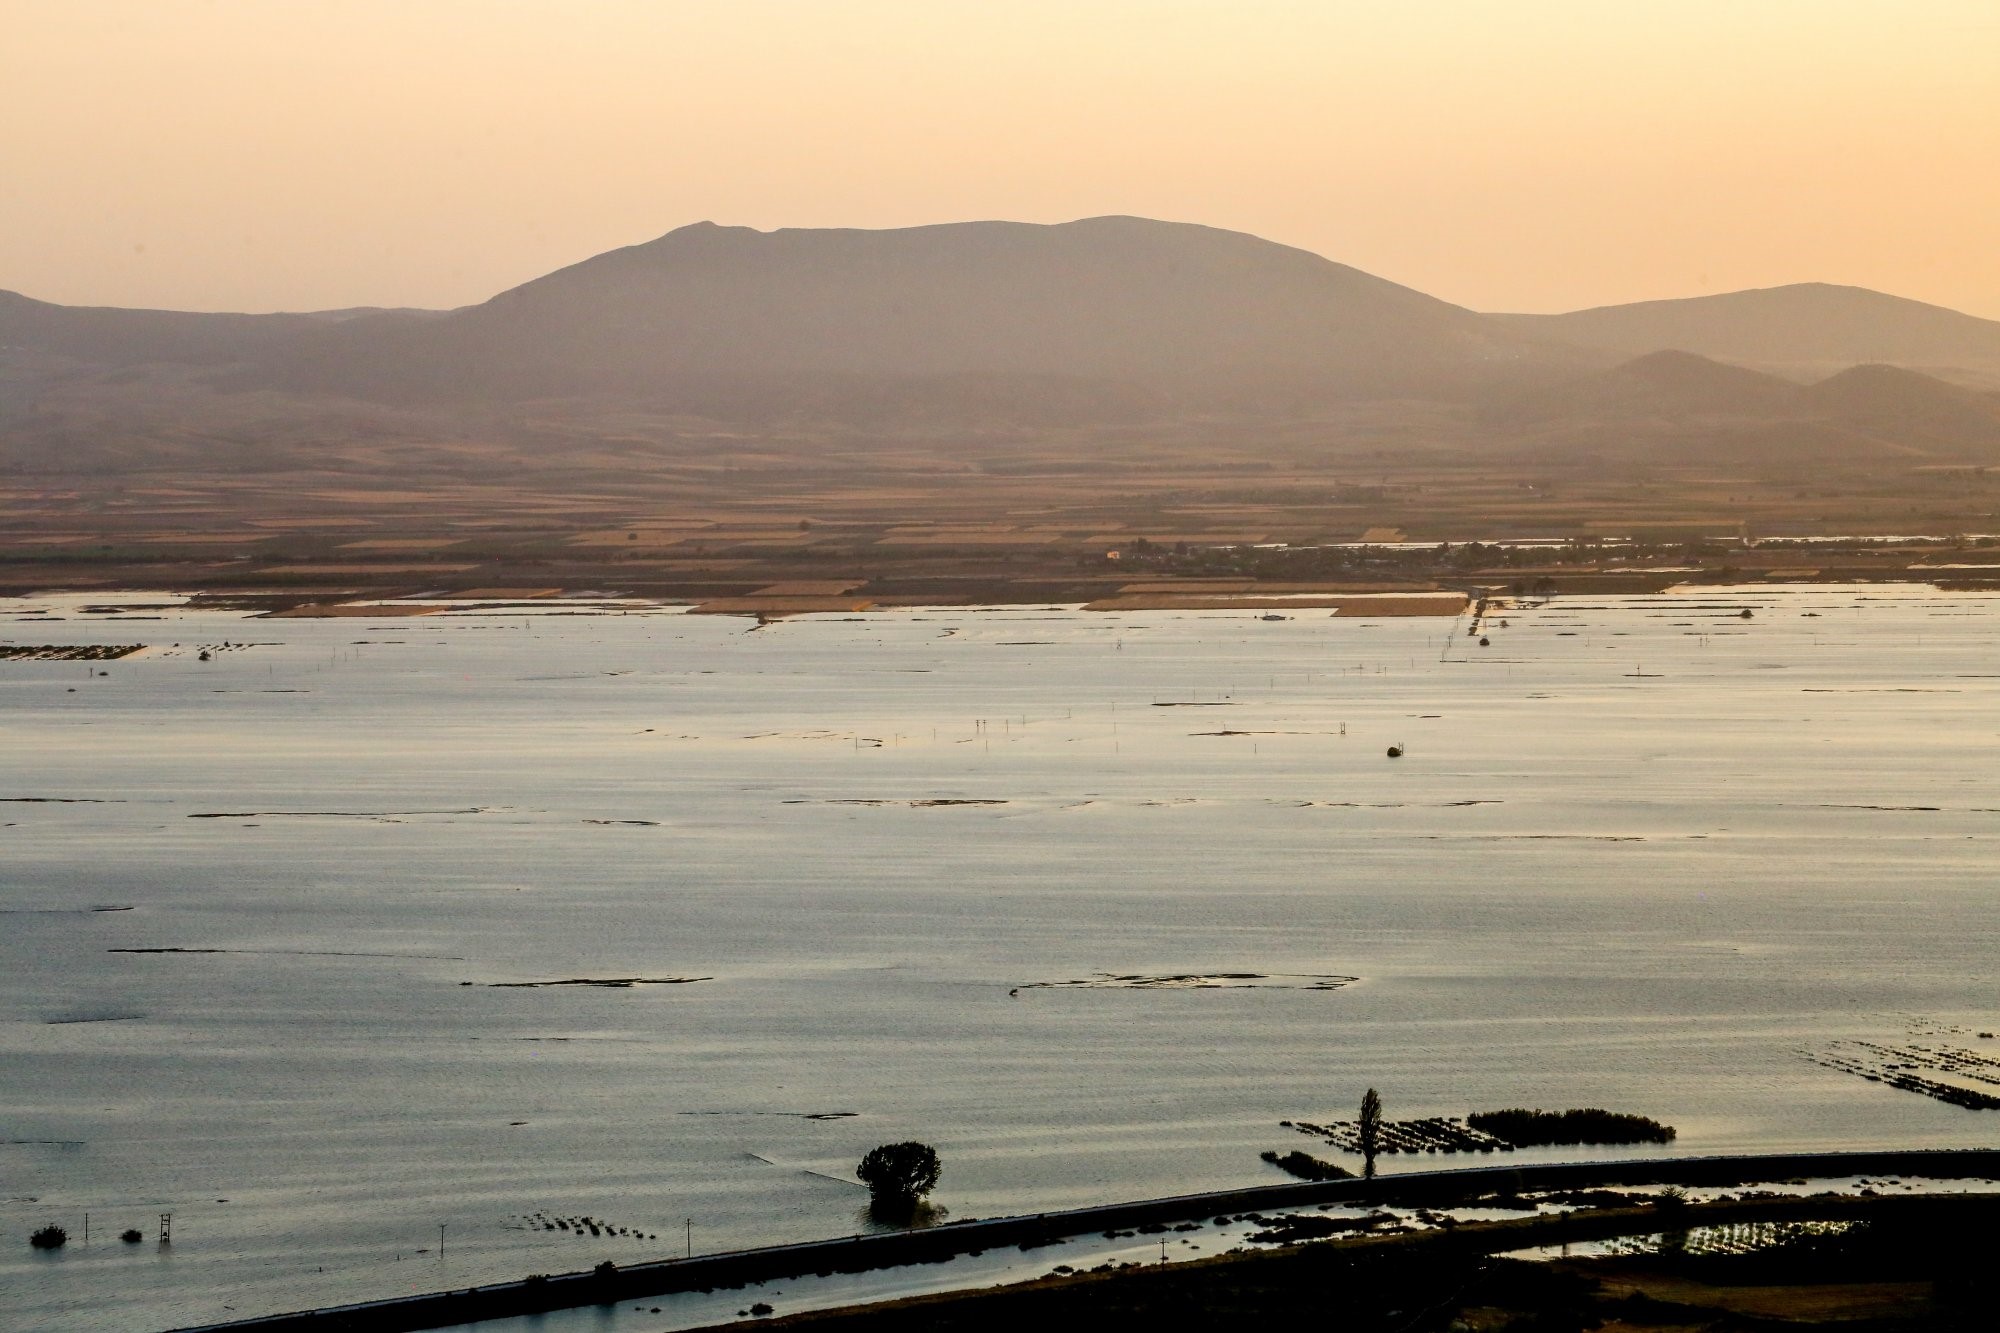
xmin=6 ymin=0 xmax=1997 ymax=317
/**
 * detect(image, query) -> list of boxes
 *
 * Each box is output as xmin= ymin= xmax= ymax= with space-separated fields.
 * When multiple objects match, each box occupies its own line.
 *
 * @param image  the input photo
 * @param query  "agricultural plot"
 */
xmin=0 ymin=644 xmax=145 ymax=661
xmin=1808 ymin=1041 xmax=2000 ymax=1110
xmin=1285 ymin=1116 xmax=1515 ymax=1156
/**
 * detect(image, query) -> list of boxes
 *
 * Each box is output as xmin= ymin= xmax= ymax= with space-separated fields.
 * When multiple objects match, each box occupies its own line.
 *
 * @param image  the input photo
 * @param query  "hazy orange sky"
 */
xmin=6 ymin=1 xmax=1998 ymax=317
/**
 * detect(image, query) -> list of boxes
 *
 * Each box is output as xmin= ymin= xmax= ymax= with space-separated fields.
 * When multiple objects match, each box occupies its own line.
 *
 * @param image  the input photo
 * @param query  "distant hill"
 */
xmin=9 ymin=218 xmax=2000 ymax=475
xmin=13 ymin=223 xmax=2000 ymax=418
xmin=0 ymin=290 xmax=328 ymax=367
xmin=1801 ymin=363 xmax=2000 ymax=447
xmin=1497 ymin=284 xmax=2000 ymax=385
xmin=1487 ymin=350 xmax=2000 ymax=465
xmin=1487 ymin=349 xmax=1802 ymax=426
xmin=0 ymin=290 xmax=438 ymax=368
xmin=234 ymin=216 xmax=1553 ymax=409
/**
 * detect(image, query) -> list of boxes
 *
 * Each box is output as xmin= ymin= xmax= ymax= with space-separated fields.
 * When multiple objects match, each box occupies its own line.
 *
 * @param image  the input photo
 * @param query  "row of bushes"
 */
xmin=1260 ymin=1150 xmax=1355 ymax=1181
xmin=1467 ymin=1108 xmax=1676 ymax=1147
xmin=28 ymin=1225 xmax=145 ymax=1249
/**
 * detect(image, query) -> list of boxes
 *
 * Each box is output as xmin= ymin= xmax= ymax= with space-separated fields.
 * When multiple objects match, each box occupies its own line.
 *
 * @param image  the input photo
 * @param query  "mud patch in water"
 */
xmin=1016 ymin=972 xmax=1356 ymax=993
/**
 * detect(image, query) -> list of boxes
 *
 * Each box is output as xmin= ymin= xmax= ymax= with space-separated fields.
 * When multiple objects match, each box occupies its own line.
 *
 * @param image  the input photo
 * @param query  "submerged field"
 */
xmin=3 ymin=585 xmax=1999 ymax=1331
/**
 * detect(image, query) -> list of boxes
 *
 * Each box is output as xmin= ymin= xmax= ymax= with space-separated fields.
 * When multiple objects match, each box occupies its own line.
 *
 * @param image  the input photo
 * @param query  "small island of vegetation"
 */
xmin=858 ymin=1141 xmax=943 ymax=1224
xmin=1287 ymin=1102 xmax=1676 ymax=1157
xmin=1467 ymin=1107 xmax=1676 ymax=1147
xmin=1258 ymin=1149 xmax=1353 ymax=1181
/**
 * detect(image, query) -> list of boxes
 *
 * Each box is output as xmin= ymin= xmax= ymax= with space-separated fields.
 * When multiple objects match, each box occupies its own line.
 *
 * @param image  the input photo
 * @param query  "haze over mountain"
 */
xmin=1487 ymin=349 xmax=2000 ymax=466
xmin=0 ymin=289 xmax=431 ymax=368
xmin=1489 ymin=349 xmax=1806 ymax=424
xmin=235 ymin=216 xmax=1549 ymax=409
xmin=1498 ymin=284 xmax=2000 ymax=386
xmin=6 ymin=216 xmax=2000 ymax=481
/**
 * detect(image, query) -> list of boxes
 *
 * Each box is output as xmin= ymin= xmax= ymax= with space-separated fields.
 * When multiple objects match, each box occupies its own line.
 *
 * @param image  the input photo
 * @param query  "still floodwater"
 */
xmin=3 ymin=586 xmax=1997 ymax=1331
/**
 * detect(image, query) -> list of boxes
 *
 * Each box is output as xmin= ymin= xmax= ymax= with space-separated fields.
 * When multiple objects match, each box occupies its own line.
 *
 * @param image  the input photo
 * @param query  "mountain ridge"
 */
xmin=1497 ymin=283 xmax=2000 ymax=384
xmin=1485 ymin=349 xmax=2000 ymax=465
xmin=235 ymin=215 xmax=1544 ymax=407
xmin=6 ymin=217 xmax=2000 ymax=450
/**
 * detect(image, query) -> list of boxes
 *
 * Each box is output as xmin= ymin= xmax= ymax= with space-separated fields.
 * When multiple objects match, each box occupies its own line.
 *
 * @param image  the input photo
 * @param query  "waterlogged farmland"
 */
xmin=3 ymin=586 xmax=1999 ymax=1331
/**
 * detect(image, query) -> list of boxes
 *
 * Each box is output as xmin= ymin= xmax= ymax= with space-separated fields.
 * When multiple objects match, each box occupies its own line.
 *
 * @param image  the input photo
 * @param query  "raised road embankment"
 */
xmin=171 ymin=1147 xmax=2000 ymax=1333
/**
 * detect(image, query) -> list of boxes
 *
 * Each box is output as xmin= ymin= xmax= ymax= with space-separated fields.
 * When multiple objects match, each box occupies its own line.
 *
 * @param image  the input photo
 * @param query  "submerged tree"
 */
xmin=857 ymin=1141 xmax=942 ymax=1210
xmin=1357 ymin=1088 xmax=1383 ymax=1178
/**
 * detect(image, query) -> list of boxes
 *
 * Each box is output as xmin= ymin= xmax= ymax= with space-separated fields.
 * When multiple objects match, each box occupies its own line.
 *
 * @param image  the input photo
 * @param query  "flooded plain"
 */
xmin=4 ymin=585 xmax=1999 ymax=1331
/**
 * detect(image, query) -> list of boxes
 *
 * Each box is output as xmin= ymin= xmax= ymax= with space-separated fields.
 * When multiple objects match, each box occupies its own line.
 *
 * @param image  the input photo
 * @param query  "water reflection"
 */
xmin=858 ymin=1199 xmax=949 ymax=1231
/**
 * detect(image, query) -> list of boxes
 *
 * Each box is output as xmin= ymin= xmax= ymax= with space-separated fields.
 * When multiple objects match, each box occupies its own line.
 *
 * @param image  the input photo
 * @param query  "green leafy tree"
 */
xmin=857 ymin=1141 xmax=942 ymax=1205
